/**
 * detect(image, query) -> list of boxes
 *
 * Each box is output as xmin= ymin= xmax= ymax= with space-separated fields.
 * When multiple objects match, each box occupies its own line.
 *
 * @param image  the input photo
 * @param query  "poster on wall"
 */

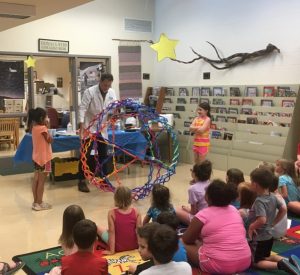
xmin=0 ymin=61 xmax=25 ymax=98
xmin=79 ymin=62 xmax=105 ymax=94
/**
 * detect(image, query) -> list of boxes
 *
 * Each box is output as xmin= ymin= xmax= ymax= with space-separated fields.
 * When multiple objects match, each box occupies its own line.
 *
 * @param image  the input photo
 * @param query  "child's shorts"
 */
xmin=249 ymin=238 xmax=273 ymax=263
xmin=193 ymin=146 xmax=209 ymax=156
xmin=34 ymin=161 xmax=52 ymax=173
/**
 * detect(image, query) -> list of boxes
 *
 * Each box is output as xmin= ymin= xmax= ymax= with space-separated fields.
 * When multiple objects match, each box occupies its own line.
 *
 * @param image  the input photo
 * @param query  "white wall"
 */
xmin=0 ymin=0 xmax=155 ymax=99
xmin=153 ymin=0 xmax=300 ymax=86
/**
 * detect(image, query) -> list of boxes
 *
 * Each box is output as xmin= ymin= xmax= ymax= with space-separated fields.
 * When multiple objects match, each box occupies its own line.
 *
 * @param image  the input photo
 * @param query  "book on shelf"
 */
xmin=179 ymin=87 xmax=189 ymax=96
xmin=263 ymin=86 xmax=275 ymax=97
xmin=224 ymin=132 xmax=233 ymax=140
xmin=192 ymin=87 xmax=201 ymax=96
xmin=230 ymin=87 xmax=241 ymax=97
xmin=211 ymin=130 xmax=222 ymax=139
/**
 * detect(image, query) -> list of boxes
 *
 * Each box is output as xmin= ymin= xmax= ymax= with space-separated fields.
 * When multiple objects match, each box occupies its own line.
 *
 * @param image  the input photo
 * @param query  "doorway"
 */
xmin=0 ymin=52 xmax=110 ymax=172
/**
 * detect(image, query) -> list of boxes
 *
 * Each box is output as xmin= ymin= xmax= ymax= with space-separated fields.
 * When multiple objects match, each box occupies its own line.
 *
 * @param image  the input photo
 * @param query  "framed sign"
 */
xmin=38 ymin=38 xmax=69 ymax=53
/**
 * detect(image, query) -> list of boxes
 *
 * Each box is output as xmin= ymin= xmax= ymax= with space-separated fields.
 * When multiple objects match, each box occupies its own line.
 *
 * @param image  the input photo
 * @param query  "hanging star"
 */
xmin=150 ymin=33 xmax=179 ymax=62
xmin=24 ymin=56 xmax=36 ymax=68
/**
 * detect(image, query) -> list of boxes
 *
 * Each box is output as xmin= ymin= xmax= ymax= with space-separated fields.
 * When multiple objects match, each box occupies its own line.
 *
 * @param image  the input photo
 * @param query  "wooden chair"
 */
xmin=0 ymin=118 xmax=19 ymax=150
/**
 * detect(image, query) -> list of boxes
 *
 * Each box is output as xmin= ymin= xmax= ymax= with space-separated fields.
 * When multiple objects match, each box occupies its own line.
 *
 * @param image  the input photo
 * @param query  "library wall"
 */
xmin=153 ymin=0 xmax=300 ymax=86
xmin=159 ymin=85 xmax=299 ymax=174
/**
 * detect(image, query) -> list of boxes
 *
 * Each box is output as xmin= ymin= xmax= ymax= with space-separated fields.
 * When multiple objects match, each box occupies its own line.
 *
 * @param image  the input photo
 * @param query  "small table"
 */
xmin=14 ymin=130 xmax=147 ymax=164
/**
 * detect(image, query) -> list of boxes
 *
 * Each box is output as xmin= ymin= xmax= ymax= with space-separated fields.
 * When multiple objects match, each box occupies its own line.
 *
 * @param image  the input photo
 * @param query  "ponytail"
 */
xmin=26 ymin=108 xmax=36 ymax=133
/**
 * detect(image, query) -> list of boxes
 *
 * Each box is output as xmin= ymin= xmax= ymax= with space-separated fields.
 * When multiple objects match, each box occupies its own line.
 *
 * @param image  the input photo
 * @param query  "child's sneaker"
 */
xmin=40 ymin=202 xmax=52 ymax=210
xmin=32 ymin=202 xmax=52 ymax=211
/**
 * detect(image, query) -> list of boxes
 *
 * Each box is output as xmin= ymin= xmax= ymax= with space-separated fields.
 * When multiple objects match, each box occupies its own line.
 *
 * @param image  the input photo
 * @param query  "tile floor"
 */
xmin=0 ymin=157 xmax=230 ymax=274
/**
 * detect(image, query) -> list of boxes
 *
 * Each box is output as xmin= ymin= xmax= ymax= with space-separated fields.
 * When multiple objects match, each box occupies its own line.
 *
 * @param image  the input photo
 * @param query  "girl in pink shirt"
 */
xmin=98 ymin=186 xmax=142 ymax=254
xmin=182 ymin=179 xmax=251 ymax=274
xmin=29 ymin=108 xmax=53 ymax=211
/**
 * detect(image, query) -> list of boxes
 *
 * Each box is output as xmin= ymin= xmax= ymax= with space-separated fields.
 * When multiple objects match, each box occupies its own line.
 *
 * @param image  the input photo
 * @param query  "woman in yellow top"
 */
xmin=189 ymin=102 xmax=211 ymax=164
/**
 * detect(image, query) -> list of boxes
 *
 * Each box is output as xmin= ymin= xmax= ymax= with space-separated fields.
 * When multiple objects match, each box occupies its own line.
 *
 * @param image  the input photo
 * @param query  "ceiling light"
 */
xmin=0 ymin=2 xmax=36 ymax=19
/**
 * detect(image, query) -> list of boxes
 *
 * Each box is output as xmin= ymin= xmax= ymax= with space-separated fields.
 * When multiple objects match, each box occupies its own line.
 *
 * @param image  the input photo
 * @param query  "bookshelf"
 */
xmin=160 ymin=85 xmax=300 ymax=174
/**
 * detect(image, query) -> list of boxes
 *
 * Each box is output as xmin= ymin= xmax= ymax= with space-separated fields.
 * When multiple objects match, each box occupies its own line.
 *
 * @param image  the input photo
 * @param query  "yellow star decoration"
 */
xmin=150 ymin=33 xmax=179 ymax=62
xmin=24 ymin=56 xmax=36 ymax=68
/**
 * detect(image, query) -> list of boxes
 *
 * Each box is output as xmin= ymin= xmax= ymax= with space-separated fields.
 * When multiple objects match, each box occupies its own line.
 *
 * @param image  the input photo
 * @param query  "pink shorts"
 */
xmin=199 ymin=250 xmax=251 ymax=274
xmin=193 ymin=146 xmax=209 ymax=156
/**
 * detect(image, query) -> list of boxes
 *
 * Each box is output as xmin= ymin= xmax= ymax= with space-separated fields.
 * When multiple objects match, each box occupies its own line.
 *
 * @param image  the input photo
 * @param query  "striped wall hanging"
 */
xmin=118 ymin=45 xmax=142 ymax=99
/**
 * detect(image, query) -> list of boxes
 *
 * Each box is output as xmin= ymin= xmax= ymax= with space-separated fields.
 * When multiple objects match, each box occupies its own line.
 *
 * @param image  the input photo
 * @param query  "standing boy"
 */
xmin=248 ymin=168 xmax=286 ymax=270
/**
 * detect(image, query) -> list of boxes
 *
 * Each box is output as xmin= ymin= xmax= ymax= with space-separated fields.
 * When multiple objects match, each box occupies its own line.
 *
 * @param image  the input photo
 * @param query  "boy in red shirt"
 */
xmin=62 ymin=219 xmax=108 ymax=275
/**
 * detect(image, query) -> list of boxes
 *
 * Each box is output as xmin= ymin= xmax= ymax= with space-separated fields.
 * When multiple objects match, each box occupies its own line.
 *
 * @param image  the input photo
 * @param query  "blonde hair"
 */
xmin=238 ymin=182 xmax=256 ymax=209
xmin=257 ymin=161 xmax=275 ymax=174
xmin=114 ymin=186 xmax=132 ymax=209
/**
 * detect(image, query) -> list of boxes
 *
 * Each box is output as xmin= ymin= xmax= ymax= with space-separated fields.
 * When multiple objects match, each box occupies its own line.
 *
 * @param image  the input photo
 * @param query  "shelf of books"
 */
xmin=160 ymin=85 xmax=300 ymax=174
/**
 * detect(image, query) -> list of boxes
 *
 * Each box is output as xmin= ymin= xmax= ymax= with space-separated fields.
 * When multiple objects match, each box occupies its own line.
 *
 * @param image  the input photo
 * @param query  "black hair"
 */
xmin=269 ymin=175 xmax=279 ymax=192
xmin=199 ymin=101 xmax=211 ymax=118
xmin=27 ymin=107 xmax=47 ymax=129
xmin=72 ymin=219 xmax=97 ymax=250
xmin=206 ymin=179 xmax=237 ymax=206
xmin=250 ymin=167 xmax=273 ymax=189
xmin=192 ymin=160 xmax=212 ymax=181
xmin=156 ymin=212 xmax=179 ymax=230
xmin=59 ymin=205 xmax=85 ymax=249
xmin=137 ymin=222 xmax=160 ymax=241
xmin=100 ymin=73 xmax=113 ymax=82
xmin=226 ymin=168 xmax=245 ymax=187
xmin=147 ymin=224 xmax=178 ymax=264
xmin=151 ymin=184 xmax=172 ymax=211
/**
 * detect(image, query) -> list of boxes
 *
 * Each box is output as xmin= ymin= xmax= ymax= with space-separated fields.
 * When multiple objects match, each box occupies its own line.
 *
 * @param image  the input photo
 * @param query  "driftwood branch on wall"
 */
xmin=112 ymin=38 xmax=280 ymax=70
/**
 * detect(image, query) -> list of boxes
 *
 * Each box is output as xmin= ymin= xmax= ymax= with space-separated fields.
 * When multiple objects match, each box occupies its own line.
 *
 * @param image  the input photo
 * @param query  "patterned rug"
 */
xmin=12 ymin=217 xmax=300 ymax=275
xmin=243 ymin=216 xmax=300 ymax=275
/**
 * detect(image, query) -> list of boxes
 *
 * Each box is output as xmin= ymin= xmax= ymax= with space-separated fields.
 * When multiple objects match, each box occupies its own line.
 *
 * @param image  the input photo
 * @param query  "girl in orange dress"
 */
xmin=189 ymin=102 xmax=211 ymax=164
xmin=29 ymin=107 xmax=53 ymax=211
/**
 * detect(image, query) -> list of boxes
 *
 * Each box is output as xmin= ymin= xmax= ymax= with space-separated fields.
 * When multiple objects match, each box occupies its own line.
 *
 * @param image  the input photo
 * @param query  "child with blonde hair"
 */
xmin=275 ymin=159 xmax=300 ymax=215
xmin=98 ymin=186 xmax=141 ymax=254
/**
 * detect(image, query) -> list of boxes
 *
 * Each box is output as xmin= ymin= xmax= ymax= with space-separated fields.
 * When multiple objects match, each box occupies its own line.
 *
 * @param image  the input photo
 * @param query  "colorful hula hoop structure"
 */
xmin=80 ymin=98 xmax=179 ymax=200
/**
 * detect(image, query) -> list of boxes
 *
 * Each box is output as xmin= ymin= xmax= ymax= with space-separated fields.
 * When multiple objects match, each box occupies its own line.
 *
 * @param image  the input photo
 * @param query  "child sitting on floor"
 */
xmin=226 ymin=168 xmax=245 ymax=208
xmin=58 ymin=205 xmax=85 ymax=256
xmin=61 ymin=219 xmax=108 ymax=275
xmin=143 ymin=184 xmax=175 ymax=224
xmin=129 ymin=212 xmax=188 ymax=274
xmin=156 ymin=212 xmax=187 ymax=262
xmin=98 ymin=186 xmax=141 ymax=254
xmin=139 ymin=224 xmax=192 ymax=275
xmin=269 ymin=175 xmax=288 ymax=239
xmin=276 ymin=159 xmax=300 ymax=215
xmin=238 ymin=182 xmax=256 ymax=228
xmin=176 ymin=160 xmax=212 ymax=225
xmin=128 ymin=222 xmax=160 ymax=275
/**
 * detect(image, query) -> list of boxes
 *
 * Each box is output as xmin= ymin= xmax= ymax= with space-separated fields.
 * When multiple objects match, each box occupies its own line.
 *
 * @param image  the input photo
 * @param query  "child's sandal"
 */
xmin=0 ymin=261 xmax=24 ymax=275
xmin=0 ymin=262 xmax=10 ymax=274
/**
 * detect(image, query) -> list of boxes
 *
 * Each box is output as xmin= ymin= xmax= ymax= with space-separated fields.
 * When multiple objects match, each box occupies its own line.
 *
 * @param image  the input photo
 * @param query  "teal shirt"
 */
xmin=278 ymin=175 xmax=300 ymax=203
